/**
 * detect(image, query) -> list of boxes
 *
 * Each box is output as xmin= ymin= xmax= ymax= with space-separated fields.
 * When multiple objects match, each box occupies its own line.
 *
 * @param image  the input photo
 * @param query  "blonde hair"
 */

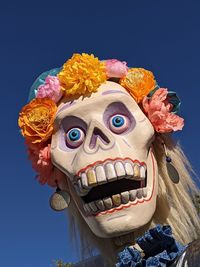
xmin=64 ymin=134 xmax=200 ymax=266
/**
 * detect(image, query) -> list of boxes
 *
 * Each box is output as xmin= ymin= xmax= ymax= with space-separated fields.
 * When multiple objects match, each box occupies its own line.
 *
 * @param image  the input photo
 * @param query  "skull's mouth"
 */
xmin=82 ymin=178 xmax=146 ymax=203
xmin=73 ymin=158 xmax=150 ymax=216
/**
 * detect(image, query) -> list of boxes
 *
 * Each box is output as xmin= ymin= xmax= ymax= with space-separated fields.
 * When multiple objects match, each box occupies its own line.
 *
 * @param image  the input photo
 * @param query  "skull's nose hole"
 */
xmin=89 ymin=127 xmax=110 ymax=149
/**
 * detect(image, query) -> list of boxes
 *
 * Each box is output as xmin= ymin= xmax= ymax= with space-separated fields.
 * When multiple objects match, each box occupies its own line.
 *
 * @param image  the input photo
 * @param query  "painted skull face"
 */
xmin=51 ymin=81 xmax=158 ymax=238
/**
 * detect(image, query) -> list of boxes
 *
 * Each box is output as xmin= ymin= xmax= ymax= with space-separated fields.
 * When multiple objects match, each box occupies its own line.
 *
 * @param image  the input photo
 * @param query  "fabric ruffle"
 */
xmin=116 ymin=225 xmax=186 ymax=267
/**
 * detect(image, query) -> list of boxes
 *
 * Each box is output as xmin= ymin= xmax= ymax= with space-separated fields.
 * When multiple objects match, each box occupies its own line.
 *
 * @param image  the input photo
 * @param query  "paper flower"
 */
xmin=18 ymin=98 xmax=57 ymax=143
xmin=36 ymin=75 xmax=63 ymax=103
xmin=58 ymin=53 xmax=107 ymax=96
xmin=38 ymin=144 xmax=51 ymax=167
xmin=120 ymin=68 xmax=156 ymax=103
xmin=27 ymin=143 xmax=56 ymax=187
xmin=105 ymin=59 xmax=128 ymax=78
xmin=142 ymin=88 xmax=184 ymax=133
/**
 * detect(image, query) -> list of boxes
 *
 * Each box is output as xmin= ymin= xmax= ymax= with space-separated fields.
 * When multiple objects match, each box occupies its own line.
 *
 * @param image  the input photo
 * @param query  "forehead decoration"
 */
xmin=18 ymin=53 xmax=184 ymax=186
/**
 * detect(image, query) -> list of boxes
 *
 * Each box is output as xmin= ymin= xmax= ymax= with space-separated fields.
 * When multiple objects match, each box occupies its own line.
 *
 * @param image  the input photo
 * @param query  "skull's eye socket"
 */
xmin=109 ymin=115 xmax=130 ymax=134
xmin=65 ymin=128 xmax=85 ymax=148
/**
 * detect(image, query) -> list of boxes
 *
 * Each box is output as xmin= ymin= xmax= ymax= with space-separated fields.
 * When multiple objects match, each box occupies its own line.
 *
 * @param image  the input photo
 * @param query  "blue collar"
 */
xmin=116 ymin=225 xmax=186 ymax=267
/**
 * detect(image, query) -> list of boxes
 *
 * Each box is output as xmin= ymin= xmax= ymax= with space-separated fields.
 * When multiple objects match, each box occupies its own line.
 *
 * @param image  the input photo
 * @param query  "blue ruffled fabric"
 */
xmin=116 ymin=225 xmax=186 ymax=267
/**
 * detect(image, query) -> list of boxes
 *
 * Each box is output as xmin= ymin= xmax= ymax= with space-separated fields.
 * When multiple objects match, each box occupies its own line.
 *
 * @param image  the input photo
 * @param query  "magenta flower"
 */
xmin=142 ymin=88 xmax=184 ymax=133
xmin=36 ymin=75 xmax=63 ymax=103
xmin=105 ymin=59 xmax=128 ymax=78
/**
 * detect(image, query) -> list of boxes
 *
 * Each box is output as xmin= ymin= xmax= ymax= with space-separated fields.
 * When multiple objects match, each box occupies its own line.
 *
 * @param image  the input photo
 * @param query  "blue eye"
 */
xmin=109 ymin=114 xmax=130 ymax=134
xmin=68 ymin=129 xmax=81 ymax=141
xmin=66 ymin=128 xmax=85 ymax=148
xmin=112 ymin=116 xmax=125 ymax=127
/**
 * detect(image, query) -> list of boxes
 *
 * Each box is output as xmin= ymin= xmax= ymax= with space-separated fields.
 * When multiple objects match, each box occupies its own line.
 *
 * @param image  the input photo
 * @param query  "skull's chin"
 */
xmin=74 ymin=149 xmax=158 ymax=238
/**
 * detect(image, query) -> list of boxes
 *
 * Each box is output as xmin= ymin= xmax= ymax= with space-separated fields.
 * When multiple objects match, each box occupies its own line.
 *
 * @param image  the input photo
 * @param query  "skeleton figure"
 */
xmin=18 ymin=54 xmax=200 ymax=266
xmin=52 ymin=81 xmax=157 ymax=238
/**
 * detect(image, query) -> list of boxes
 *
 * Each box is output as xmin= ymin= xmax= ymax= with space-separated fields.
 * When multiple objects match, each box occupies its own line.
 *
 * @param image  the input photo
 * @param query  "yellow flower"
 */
xmin=58 ymin=53 xmax=107 ymax=96
xmin=120 ymin=68 xmax=156 ymax=103
xmin=18 ymin=98 xmax=57 ymax=144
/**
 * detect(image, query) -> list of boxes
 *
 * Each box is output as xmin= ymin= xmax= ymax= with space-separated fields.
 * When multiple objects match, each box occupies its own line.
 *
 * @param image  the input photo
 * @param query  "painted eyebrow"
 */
xmin=102 ymin=90 xmax=129 ymax=96
xmin=57 ymin=101 xmax=76 ymax=113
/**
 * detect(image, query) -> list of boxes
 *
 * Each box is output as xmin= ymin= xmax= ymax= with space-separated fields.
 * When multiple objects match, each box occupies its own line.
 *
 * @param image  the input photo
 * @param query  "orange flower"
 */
xmin=18 ymin=98 xmax=57 ymax=144
xmin=120 ymin=68 xmax=156 ymax=103
xmin=58 ymin=53 xmax=107 ymax=96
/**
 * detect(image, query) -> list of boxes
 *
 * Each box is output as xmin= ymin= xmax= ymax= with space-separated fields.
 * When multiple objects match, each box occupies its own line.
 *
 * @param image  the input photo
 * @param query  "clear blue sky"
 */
xmin=1 ymin=0 xmax=200 ymax=266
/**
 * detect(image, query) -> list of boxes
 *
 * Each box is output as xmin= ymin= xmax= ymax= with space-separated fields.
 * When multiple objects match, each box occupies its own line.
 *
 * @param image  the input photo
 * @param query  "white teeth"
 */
xmin=137 ymin=189 xmax=143 ymax=199
xmin=76 ymin=160 xmax=147 ymax=191
xmin=85 ymin=187 xmax=149 ymax=214
xmin=129 ymin=189 xmax=137 ymax=201
xmin=105 ymin=163 xmax=117 ymax=181
xmin=76 ymin=160 xmax=149 ymax=215
xmin=121 ymin=191 xmax=129 ymax=204
xmin=81 ymin=173 xmax=88 ymax=189
xmin=143 ymin=188 xmax=147 ymax=197
xmin=115 ymin=162 xmax=126 ymax=178
xmin=125 ymin=162 xmax=134 ymax=177
xmin=88 ymin=202 xmax=98 ymax=212
xmin=103 ymin=197 xmax=113 ymax=209
xmin=95 ymin=199 xmax=105 ymax=210
xmin=96 ymin=166 xmax=106 ymax=184
xmin=140 ymin=166 xmax=146 ymax=179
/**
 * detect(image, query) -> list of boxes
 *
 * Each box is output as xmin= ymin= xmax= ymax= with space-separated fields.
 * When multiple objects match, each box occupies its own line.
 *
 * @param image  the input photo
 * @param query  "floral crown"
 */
xmin=18 ymin=53 xmax=184 ymax=186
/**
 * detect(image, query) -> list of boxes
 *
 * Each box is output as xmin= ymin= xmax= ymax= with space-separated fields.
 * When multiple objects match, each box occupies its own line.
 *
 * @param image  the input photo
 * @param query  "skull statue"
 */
xmin=18 ymin=53 xmax=199 ymax=265
xmin=51 ymin=81 xmax=158 ymax=237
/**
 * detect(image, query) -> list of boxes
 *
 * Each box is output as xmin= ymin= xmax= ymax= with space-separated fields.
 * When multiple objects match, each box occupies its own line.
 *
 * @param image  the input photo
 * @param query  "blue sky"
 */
xmin=1 ymin=0 xmax=200 ymax=266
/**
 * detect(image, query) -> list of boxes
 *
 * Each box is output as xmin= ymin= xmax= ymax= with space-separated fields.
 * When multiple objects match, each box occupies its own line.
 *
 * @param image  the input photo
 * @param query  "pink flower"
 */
xmin=105 ymin=59 xmax=128 ymax=78
xmin=36 ymin=75 xmax=63 ymax=103
xmin=38 ymin=145 xmax=51 ymax=166
xmin=25 ymin=141 xmax=65 ymax=187
xmin=142 ymin=88 xmax=184 ymax=133
xmin=27 ymin=143 xmax=56 ymax=187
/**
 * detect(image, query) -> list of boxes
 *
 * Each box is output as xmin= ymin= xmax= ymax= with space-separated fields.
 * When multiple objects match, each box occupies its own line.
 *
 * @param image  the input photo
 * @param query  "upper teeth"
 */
xmin=74 ymin=160 xmax=146 ymax=196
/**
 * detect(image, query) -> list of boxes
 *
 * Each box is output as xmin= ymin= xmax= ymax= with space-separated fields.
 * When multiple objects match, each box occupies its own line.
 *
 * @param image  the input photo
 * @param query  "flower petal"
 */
xmin=36 ymin=75 xmax=63 ymax=103
xmin=120 ymin=68 xmax=156 ymax=103
xmin=142 ymin=88 xmax=184 ymax=133
xmin=18 ymin=98 xmax=57 ymax=143
xmin=105 ymin=59 xmax=128 ymax=78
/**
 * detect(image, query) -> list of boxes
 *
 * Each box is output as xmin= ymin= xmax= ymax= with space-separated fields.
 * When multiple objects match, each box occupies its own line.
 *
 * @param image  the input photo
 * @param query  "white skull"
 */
xmin=51 ymin=81 xmax=158 ymax=238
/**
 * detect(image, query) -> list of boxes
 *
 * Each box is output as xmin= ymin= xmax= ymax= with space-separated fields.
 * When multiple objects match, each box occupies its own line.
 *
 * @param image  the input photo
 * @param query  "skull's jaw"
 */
xmin=70 ymin=149 xmax=158 ymax=238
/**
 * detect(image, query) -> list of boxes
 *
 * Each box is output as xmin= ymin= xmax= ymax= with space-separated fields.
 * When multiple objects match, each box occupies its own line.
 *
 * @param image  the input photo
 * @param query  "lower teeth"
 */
xmin=84 ymin=187 xmax=148 ymax=214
